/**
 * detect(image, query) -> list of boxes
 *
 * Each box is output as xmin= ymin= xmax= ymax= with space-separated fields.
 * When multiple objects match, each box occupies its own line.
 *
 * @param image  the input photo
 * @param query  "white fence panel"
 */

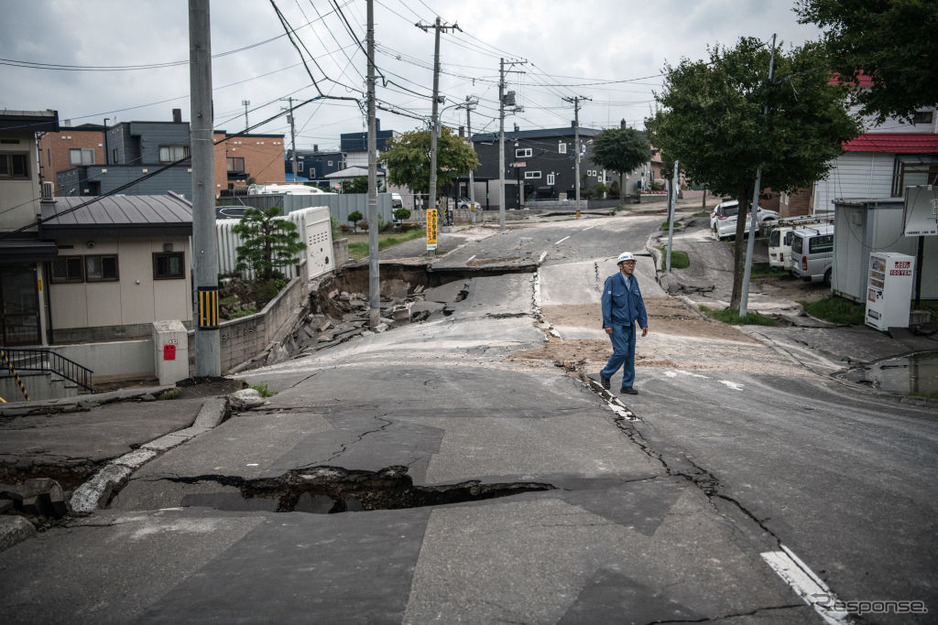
xmin=214 ymin=207 xmax=333 ymax=281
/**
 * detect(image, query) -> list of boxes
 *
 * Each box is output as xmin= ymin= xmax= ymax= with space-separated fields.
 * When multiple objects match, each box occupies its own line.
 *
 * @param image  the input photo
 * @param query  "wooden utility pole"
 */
xmin=189 ymin=0 xmax=219 ymax=377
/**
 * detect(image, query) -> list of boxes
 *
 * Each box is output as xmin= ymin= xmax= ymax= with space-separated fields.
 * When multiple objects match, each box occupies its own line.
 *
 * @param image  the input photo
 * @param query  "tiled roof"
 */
xmin=843 ymin=133 xmax=938 ymax=153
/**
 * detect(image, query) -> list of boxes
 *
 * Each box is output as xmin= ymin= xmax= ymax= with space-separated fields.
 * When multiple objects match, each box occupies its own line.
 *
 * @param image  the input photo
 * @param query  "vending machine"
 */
xmin=865 ymin=252 xmax=915 ymax=331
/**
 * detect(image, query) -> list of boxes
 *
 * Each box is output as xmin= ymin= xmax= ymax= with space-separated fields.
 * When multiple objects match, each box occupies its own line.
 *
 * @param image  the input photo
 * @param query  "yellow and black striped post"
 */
xmin=198 ymin=287 xmax=219 ymax=329
xmin=0 ymin=349 xmax=29 ymax=402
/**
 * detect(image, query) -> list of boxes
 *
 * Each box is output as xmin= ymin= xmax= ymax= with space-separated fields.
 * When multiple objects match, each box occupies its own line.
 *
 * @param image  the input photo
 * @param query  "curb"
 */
xmin=69 ymin=397 xmax=229 ymax=514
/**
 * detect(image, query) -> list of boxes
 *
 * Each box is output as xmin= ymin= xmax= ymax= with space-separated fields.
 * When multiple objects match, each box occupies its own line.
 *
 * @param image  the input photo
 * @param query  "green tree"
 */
xmin=340 ymin=176 xmax=385 ymax=194
xmin=347 ymin=210 xmax=363 ymax=232
xmin=646 ymin=37 xmax=860 ymax=310
xmin=232 ymin=207 xmax=306 ymax=282
xmin=341 ymin=176 xmax=369 ymax=194
xmin=796 ymin=0 xmax=938 ymax=123
xmin=591 ymin=127 xmax=650 ymax=200
xmin=380 ymin=126 xmax=480 ymax=194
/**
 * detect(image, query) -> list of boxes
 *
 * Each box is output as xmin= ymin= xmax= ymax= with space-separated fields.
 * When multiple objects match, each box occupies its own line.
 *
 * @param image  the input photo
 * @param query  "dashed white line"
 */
xmin=720 ymin=380 xmax=744 ymax=391
xmin=555 ymin=235 xmax=570 ymax=245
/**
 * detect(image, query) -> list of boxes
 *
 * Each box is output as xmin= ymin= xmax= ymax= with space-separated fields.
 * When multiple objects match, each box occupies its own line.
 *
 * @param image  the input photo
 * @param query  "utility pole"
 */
xmin=188 ymin=0 xmax=220 ymax=377
xmin=458 ymin=96 xmax=478 ymax=221
xmin=281 ymin=97 xmax=298 ymax=183
xmin=241 ymin=99 xmax=250 ymax=131
xmin=417 ymin=17 xmax=460 ymax=221
xmin=740 ymin=34 xmax=777 ymax=319
xmin=366 ymin=0 xmax=380 ymax=328
xmin=498 ymin=58 xmax=525 ymax=231
xmin=563 ymin=95 xmax=591 ymax=213
xmin=498 ymin=58 xmax=506 ymax=231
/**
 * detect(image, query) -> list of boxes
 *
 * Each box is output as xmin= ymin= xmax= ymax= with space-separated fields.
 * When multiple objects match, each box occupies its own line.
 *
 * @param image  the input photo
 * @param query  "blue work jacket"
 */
xmin=601 ymin=271 xmax=648 ymax=329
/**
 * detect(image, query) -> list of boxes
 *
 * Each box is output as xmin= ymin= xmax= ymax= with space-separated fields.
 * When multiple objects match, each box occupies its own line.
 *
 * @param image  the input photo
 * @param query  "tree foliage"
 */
xmin=380 ymin=126 xmax=480 ymax=194
xmin=796 ymin=0 xmax=938 ymax=123
xmin=646 ymin=37 xmax=860 ymax=310
xmin=592 ymin=127 xmax=650 ymax=196
xmin=232 ymin=207 xmax=306 ymax=282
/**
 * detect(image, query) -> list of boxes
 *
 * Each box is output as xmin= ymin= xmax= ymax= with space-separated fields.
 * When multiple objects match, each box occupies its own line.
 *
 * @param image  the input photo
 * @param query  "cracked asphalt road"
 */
xmin=1 ymin=212 xmax=935 ymax=624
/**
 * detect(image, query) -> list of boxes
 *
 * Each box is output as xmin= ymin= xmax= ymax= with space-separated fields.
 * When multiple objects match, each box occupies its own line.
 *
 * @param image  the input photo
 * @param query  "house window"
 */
xmin=0 ymin=153 xmax=29 ymax=179
xmin=894 ymin=158 xmax=938 ymax=195
xmin=515 ymin=147 xmax=533 ymax=158
xmin=558 ymin=143 xmax=567 ymax=154
xmin=226 ymin=157 xmax=245 ymax=173
xmin=547 ymin=173 xmax=555 ymax=185
xmin=524 ymin=171 xmax=542 ymax=179
xmin=69 ymin=148 xmax=96 ymax=166
xmin=51 ymin=256 xmax=84 ymax=283
xmin=296 ymin=161 xmax=304 ymax=172
xmin=153 ymin=252 xmax=185 ymax=280
xmin=85 ymin=255 xmax=119 ymax=282
xmin=327 ymin=160 xmax=334 ymax=166
xmin=158 ymin=145 xmax=189 ymax=163
xmin=912 ymin=110 xmax=934 ymax=125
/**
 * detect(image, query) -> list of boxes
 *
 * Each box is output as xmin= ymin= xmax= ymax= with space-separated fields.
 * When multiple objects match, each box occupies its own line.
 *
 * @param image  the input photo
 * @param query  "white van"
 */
xmin=391 ymin=192 xmax=403 ymax=209
xmin=790 ymin=224 xmax=835 ymax=284
xmin=768 ymin=226 xmax=795 ymax=270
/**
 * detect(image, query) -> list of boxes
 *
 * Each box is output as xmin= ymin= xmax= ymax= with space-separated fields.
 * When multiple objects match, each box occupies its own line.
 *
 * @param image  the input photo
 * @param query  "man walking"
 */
xmin=599 ymin=252 xmax=648 ymax=395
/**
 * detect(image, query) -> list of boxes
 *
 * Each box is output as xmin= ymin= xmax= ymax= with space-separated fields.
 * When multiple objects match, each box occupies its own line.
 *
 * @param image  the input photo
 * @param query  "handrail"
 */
xmin=0 ymin=348 xmax=94 ymax=393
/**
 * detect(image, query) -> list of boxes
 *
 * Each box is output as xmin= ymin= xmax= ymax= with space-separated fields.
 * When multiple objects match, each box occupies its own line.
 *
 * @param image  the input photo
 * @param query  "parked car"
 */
xmin=216 ymin=205 xmax=248 ymax=220
xmin=709 ymin=200 xmax=739 ymax=230
xmin=457 ymin=196 xmax=481 ymax=211
xmin=391 ymin=192 xmax=403 ymax=209
xmin=711 ymin=200 xmax=778 ymax=240
xmin=790 ymin=224 xmax=835 ymax=284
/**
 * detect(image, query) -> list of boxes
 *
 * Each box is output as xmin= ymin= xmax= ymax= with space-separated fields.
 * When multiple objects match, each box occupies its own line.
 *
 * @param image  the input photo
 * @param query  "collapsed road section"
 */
xmin=165 ymin=465 xmax=555 ymax=514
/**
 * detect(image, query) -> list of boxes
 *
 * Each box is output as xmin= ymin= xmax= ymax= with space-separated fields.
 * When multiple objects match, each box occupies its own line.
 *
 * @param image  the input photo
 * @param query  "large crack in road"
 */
xmin=162 ymin=465 xmax=555 ymax=514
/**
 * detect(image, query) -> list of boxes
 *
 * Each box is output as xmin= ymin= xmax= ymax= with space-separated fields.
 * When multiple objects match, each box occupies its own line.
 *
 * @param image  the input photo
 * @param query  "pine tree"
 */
xmin=232 ymin=207 xmax=306 ymax=282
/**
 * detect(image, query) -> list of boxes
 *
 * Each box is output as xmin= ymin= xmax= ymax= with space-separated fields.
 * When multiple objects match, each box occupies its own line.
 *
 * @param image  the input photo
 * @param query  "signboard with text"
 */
xmin=903 ymin=185 xmax=938 ymax=236
xmin=426 ymin=209 xmax=438 ymax=251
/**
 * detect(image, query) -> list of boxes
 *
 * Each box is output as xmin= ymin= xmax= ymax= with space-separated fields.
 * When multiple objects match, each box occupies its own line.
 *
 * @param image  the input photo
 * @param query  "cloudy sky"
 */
xmin=1 ymin=0 xmax=823 ymax=149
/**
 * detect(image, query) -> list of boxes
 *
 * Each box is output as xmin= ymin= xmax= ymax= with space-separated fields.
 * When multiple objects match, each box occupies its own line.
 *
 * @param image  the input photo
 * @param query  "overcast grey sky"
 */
xmin=0 ymin=0 xmax=823 ymax=149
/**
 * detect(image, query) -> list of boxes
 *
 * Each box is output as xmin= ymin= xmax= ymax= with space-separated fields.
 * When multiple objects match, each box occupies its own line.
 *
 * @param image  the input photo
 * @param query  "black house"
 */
xmin=471 ymin=125 xmax=604 ymax=208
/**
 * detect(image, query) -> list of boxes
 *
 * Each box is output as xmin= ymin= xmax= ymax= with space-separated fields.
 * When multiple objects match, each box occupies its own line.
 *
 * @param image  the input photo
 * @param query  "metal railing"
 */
xmin=0 ymin=348 xmax=94 ymax=394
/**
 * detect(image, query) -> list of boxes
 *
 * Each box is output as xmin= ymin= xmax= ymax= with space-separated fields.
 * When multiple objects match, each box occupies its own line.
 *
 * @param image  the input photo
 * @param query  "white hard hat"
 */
xmin=616 ymin=252 xmax=635 ymax=264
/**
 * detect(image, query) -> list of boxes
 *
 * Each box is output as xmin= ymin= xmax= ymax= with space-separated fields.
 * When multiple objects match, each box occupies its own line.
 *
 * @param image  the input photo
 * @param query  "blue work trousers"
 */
xmin=601 ymin=323 xmax=636 ymax=388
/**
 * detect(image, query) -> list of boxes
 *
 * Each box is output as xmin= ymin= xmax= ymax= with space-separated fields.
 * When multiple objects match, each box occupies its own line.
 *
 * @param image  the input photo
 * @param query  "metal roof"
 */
xmin=39 ymin=192 xmax=193 ymax=239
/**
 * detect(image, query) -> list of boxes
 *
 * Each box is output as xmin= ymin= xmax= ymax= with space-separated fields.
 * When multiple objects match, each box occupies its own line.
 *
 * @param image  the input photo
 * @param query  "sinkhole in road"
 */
xmin=169 ymin=465 xmax=555 ymax=514
xmin=842 ymin=351 xmax=938 ymax=396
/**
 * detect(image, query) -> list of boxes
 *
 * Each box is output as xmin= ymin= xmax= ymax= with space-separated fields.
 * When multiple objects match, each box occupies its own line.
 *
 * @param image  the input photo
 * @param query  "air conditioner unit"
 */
xmin=41 ymin=181 xmax=55 ymax=201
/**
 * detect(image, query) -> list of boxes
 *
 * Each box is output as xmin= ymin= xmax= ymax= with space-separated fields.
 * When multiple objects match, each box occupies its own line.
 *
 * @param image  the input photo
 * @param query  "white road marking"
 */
xmin=761 ymin=546 xmax=853 ymax=624
xmin=664 ymin=370 xmax=710 ymax=379
xmin=467 ymin=254 xmax=476 ymax=262
xmin=555 ymin=235 xmax=570 ymax=245
xmin=720 ymin=380 xmax=744 ymax=391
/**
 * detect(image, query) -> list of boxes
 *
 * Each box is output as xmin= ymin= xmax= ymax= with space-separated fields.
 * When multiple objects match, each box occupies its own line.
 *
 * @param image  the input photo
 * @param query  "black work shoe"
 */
xmin=599 ymin=373 xmax=610 ymax=390
xmin=620 ymin=387 xmax=638 ymax=395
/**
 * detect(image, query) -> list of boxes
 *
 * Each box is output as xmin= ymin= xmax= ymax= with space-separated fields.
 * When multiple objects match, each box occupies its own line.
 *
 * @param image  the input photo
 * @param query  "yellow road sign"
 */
xmin=427 ymin=209 xmax=438 ymax=250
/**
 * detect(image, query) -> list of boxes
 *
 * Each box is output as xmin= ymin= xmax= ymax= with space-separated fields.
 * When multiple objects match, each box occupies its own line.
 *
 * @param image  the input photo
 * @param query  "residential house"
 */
xmin=340 ymin=119 xmax=397 ymax=169
xmin=471 ymin=126 xmax=603 ymax=209
xmin=40 ymin=193 xmax=193 ymax=345
xmin=285 ymin=147 xmax=345 ymax=183
xmin=0 ymin=109 xmax=60 ymax=347
xmin=41 ymin=109 xmax=285 ymax=198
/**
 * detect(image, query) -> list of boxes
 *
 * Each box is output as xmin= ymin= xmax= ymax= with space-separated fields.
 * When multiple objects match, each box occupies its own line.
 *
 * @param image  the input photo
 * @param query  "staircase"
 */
xmin=0 ymin=348 xmax=94 ymax=402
